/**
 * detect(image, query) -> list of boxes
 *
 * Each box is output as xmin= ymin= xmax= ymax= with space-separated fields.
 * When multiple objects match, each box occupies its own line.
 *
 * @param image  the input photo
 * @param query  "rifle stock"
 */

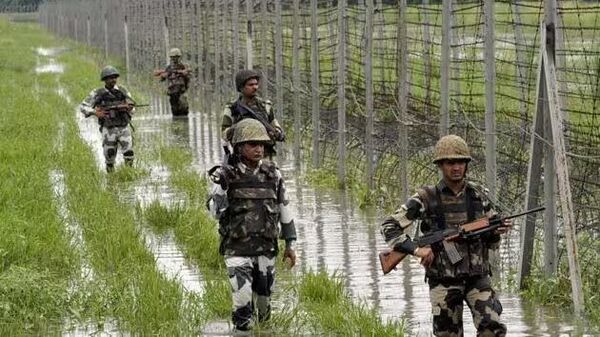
xmin=379 ymin=249 xmax=408 ymax=275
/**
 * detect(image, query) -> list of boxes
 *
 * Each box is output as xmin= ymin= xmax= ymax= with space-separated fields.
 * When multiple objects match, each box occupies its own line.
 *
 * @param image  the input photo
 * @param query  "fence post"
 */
xmin=398 ymin=0 xmax=409 ymax=201
xmin=163 ymin=15 xmax=170 ymax=65
xmin=292 ymin=0 xmax=301 ymax=164
xmin=365 ymin=0 xmax=374 ymax=189
xmin=544 ymin=30 xmax=584 ymax=316
xmin=233 ymin=0 xmax=240 ymax=73
xmin=124 ymin=15 xmax=130 ymax=86
xmin=440 ymin=0 xmax=451 ymax=136
xmin=311 ymin=0 xmax=321 ymax=169
xmin=274 ymin=0 xmax=284 ymax=122
xmin=484 ymin=0 xmax=497 ymax=200
xmin=104 ymin=11 xmax=109 ymax=60
xmin=260 ymin=0 xmax=269 ymax=97
xmin=337 ymin=0 xmax=347 ymax=186
xmin=512 ymin=1 xmax=529 ymax=145
xmin=86 ymin=15 xmax=91 ymax=46
xmin=422 ymin=0 xmax=432 ymax=115
xmin=246 ymin=0 xmax=254 ymax=69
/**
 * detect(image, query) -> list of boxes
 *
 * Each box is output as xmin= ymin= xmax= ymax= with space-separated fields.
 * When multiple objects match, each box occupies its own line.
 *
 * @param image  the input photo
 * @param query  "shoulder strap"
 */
xmin=418 ymin=185 xmax=446 ymax=230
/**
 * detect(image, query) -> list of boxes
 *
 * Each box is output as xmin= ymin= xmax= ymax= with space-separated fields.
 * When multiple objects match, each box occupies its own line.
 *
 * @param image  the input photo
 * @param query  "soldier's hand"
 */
xmin=283 ymin=248 xmax=296 ymax=268
xmin=95 ymin=107 xmax=106 ymax=118
xmin=496 ymin=219 xmax=513 ymax=235
xmin=271 ymin=128 xmax=285 ymax=142
xmin=415 ymin=246 xmax=434 ymax=268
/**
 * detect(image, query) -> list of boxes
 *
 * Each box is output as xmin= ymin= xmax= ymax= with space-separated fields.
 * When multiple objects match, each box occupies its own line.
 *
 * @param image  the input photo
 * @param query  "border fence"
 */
xmin=38 ymin=0 xmax=599 ymax=315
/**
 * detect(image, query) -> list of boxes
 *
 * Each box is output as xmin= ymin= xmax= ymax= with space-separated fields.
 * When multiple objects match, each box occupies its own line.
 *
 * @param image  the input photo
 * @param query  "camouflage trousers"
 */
xmin=429 ymin=276 xmax=506 ymax=337
xmin=102 ymin=125 xmax=134 ymax=166
xmin=169 ymin=93 xmax=189 ymax=116
xmin=225 ymin=255 xmax=275 ymax=331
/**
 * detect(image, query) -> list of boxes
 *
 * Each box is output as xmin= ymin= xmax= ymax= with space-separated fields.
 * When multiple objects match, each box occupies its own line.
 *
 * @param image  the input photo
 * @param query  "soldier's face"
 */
xmin=241 ymin=141 xmax=264 ymax=163
xmin=104 ymin=75 xmax=118 ymax=88
xmin=170 ymin=56 xmax=180 ymax=64
xmin=242 ymin=78 xmax=259 ymax=98
xmin=439 ymin=159 xmax=467 ymax=182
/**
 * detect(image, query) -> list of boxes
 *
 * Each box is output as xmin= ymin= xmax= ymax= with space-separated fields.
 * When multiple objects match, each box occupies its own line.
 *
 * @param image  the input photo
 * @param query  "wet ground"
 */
xmin=35 ymin=46 xmax=596 ymax=336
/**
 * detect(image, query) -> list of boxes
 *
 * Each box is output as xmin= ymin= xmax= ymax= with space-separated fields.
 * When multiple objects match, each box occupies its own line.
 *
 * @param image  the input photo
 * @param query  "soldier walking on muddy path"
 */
xmin=154 ymin=48 xmax=190 ymax=116
xmin=221 ymin=70 xmax=285 ymax=164
xmin=79 ymin=66 xmax=136 ymax=172
xmin=380 ymin=135 xmax=509 ymax=337
xmin=207 ymin=118 xmax=297 ymax=335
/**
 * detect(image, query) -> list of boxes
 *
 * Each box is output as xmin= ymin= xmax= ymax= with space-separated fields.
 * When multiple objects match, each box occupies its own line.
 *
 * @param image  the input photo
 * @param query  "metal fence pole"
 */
xmin=337 ymin=0 xmax=347 ymax=185
xmin=124 ymin=14 xmax=130 ymax=86
xmin=233 ymin=0 xmax=240 ymax=73
xmin=365 ymin=0 xmax=374 ymax=189
xmin=292 ymin=0 xmax=301 ymax=164
xmin=311 ymin=0 xmax=321 ymax=169
xmin=440 ymin=0 xmax=451 ymax=136
xmin=398 ymin=0 xmax=408 ymax=201
xmin=246 ymin=0 xmax=254 ymax=69
xmin=484 ymin=0 xmax=497 ymax=200
xmin=260 ymin=0 xmax=269 ymax=97
xmin=274 ymin=0 xmax=284 ymax=122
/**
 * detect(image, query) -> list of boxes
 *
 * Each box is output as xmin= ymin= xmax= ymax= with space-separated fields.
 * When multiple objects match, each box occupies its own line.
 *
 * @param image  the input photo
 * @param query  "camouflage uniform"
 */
xmin=80 ymin=84 xmax=135 ymax=171
xmin=208 ymin=120 xmax=296 ymax=332
xmin=222 ymin=97 xmax=284 ymax=155
xmin=221 ymin=70 xmax=284 ymax=161
xmin=380 ymin=135 xmax=506 ymax=337
xmin=161 ymin=63 xmax=190 ymax=116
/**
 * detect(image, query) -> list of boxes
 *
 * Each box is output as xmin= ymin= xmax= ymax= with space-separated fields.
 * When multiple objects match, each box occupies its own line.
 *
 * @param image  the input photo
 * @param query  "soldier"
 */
xmin=207 ymin=118 xmax=297 ymax=335
xmin=79 ymin=66 xmax=135 ymax=172
xmin=380 ymin=135 xmax=509 ymax=337
xmin=221 ymin=69 xmax=285 ymax=162
xmin=154 ymin=48 xmax=190 ymax=116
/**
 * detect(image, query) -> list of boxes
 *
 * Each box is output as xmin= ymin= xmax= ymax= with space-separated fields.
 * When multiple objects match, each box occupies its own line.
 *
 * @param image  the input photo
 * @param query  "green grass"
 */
xmin=522 ymin=232 xmax=600 ymax=327
xmin=0 ymin=19 xmax=78 ymax=330
xmin=299 ymin=270 xmax=405 ymax=336
xmin=0 ymin=18 xmax=205 ymax=334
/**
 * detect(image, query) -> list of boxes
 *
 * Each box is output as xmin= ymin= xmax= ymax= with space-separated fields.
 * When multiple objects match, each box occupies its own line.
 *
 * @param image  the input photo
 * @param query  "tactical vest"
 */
xmin=95 ymin=87 xmax=131 ymax=128
xmin=418 ymin=183 xmax=491 ymax=279
xmin=219 ymin=162 xmax=280 ymax=256
xmin=166 ymin=64 xmax=188 ymax=95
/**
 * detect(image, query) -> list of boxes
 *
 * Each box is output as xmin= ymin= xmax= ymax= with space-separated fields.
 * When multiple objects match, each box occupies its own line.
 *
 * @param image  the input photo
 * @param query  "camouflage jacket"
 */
xmin=161 ymin=63 xmax=190 ymax=95
xmin=79 ymin=85 xmax=135 ymax=128
xmin=381 ymin=180 xmax=501 ymax=280
xmin=207 ymin=160 xmax=296 ymax=257
xmin=221 ymin=96 xmax=283 ymax=143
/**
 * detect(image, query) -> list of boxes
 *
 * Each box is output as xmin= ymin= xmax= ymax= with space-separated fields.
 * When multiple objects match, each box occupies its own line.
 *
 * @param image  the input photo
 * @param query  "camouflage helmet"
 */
xmin=231 ymin=118 xmax=271 ymax=145
xmin=235 ymin=69 xmax=260 ymax=92
xmin=433 ymin=134 xmax=472 ymax=164
xmin=169 ymin=48 xmax=182 ymax=57
xmin=100 ymin=66 xmax=120 ymax=81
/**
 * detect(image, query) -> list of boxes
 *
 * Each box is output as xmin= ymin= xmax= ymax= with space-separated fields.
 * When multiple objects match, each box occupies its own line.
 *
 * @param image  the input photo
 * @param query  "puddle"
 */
xmin=35 ymin=61 xmax=64 ymax=74
xmin=36 ymin=47 xmax=68 ymax=57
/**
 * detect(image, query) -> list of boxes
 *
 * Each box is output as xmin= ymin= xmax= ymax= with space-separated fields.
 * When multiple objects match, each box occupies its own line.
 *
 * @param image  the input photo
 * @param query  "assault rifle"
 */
xmin=100 ymin=103 xmax=149 ymax=118
xmin=379 ymin=206 xmax=545 ymax=275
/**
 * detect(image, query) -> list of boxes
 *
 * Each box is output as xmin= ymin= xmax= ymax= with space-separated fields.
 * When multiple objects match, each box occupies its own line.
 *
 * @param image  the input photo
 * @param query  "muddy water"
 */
xmin=164 ymin=100 xmax=593 ymax=336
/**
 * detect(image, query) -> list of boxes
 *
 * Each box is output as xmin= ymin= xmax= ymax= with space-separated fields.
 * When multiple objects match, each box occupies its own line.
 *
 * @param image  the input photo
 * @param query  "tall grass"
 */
xmin=0 ymin=19 xmax=78 ymax=331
